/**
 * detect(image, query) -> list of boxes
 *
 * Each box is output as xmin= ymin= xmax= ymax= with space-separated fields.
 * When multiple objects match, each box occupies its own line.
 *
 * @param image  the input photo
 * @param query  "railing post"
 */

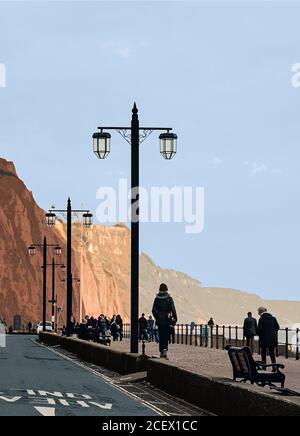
xmin=200 ymin=325 xmax=203 ymax=347
xmin=296 ymin=328 xmax=299 ymax=361
xmin=185 ymin=324 xmax=188 ymax=345
xmin=235 ymin=326 xmax=238 ymax=347
xmin=195 ymin=324 xmax=198 ymax=346
xmin=285 ymin=328 xmax=289 ymax=359
xmin=229 ymin=326 xmax=232 ymax=345
xmin=190 ymin=325 xmax=193 ymax=346
xmin=222 ymin=325 xmax=225 ymax=349
xmin=216 ymin=325 xmax=219 ymax=349
xmin=181 ymin=324 xmax=184 ymax=345
xmin=211 ymin=326 xmax=214 ymax=349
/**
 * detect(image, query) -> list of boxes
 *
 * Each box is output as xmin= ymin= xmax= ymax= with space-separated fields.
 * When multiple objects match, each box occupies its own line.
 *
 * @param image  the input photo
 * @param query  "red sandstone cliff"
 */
xmin=0 ymin=158 xmax=79 ymax=326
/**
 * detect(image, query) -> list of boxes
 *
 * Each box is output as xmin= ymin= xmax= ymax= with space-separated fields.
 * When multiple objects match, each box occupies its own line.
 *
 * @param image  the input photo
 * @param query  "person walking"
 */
xmin=98 ymin=314 xmax=107 ymax=337
xmin=152 ymin=283 xmax=177 ymax=359
xmin=110 ymin=315 xmax=119 ymax=341
xmin=27 ymin=321 xmax=32 ymax=333
xmin=138 ymin=314 xmax=148 ymax=341
xmin=258 ymin=307 xmax=280 ymax=367
xmin=116 ymin=315 xmax=123 ymax=341
xmin=243 ymin=312 xmax=258 ymax=351
xmin=147 ymin=316 xmax=155 ymax=342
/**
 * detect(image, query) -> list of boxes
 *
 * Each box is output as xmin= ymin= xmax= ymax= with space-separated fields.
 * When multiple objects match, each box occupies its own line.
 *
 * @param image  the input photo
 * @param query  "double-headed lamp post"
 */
xmin=46 ymin=259 xmax=65 ymax=331
xmin=45 ymin=199 xmax=93 ymax=337
xmin=28 ymin=237 xmax=62 ymax=332
xmin=92 ymin=103 xmax=177 ymax=353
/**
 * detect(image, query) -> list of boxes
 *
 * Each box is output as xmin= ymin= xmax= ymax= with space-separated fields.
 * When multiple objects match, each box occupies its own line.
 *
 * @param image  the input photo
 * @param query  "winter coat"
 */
xmin=258 ymin=313 xmax=280 ymax=348
xmin=138 ymin=317 xmax=148 ymax=331
xmin=98 ymin=318 xmax=107 ymax=333
xmin=152 ymin=292 xmax=177 ymax=326
xmin=243 ymin=316 xmax=258 ymax=338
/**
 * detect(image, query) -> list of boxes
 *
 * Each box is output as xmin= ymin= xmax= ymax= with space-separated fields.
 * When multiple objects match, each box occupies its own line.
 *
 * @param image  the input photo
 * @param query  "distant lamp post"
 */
xmin=46 ymin=199 xmax=93 ymax=337
xmin=47 ymin=259 xmax=65 ymax=331
xmin=28 ymin=237 xmax=62 ymax=332
xmin=54 ymin=245 xmax=62 ymax=257
xmin=93 ymin=131 xmax=111 ymax=159
xmin=28 ymin=246 xmax=36 ymax=257
xmin=91 ymin=103 xmax=177 ymax=353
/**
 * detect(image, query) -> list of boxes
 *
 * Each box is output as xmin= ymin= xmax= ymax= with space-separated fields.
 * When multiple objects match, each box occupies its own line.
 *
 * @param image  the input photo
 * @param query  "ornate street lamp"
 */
xmin=46 ymin=212 xmax=56 ymax=228
xmin=54 ymin=245 xmax=62 ymax=257
xmin=92 ymin=103 xmax=177 ymax=354
xmin=159 ymin=132 xmax=177 ymax=160
xmin=93 ymin=131 xmax=111 ymax=159
xmin=83 ymin=212 xmax=93 ymax=229
xmin=28 ymin=237 xmax=63 ymax=332
xmin=47 ymin=199 xmax=93 ymax=337
xmin=28 ymin=246 xmax=36 ymax=257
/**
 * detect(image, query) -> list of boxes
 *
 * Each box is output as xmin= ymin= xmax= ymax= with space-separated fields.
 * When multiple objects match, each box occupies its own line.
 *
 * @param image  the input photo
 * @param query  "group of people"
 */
xmin=243 ymin=308 xmax=280 ymax=366
xmin=70 ymin=283 xmax=178 ymax=359
xmin=73 ymin=314 xmax=124 ymax=343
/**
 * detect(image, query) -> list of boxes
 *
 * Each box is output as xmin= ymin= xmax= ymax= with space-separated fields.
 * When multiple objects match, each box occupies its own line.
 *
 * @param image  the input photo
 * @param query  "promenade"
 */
xmin=112 ymin=339 xmax=300 ymax=394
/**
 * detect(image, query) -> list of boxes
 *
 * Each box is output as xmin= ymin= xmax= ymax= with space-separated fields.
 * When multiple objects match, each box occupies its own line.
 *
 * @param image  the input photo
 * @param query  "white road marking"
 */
xmin=33 ymin=339 xmax=167 ymax=416
xmin=0 ymin=396 xmax=22 ymax=403
xmin=35 ymin=406 xmax=56 ymax=416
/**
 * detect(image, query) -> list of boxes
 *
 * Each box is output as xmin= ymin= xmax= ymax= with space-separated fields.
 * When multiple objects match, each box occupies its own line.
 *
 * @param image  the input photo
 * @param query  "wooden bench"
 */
xmin=225 ymin=345 xmax=285 ymax=388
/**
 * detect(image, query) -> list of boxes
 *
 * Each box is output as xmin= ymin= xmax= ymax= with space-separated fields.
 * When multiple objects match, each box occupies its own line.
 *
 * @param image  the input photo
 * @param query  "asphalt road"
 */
xmin=0 ymin=335 xmax=158 ymax=416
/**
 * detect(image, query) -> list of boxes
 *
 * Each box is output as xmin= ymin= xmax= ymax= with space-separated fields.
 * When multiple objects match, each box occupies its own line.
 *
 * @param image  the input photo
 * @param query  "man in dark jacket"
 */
xmin=243 ymin=312 xmax=258 ymax=351
xmin=258 ymin=307 xmax=280 ymax=366
xmin=152 ymin=283 xmax=177 ymax=359
xmin=138 ymin=314 xmax=148 ymax=341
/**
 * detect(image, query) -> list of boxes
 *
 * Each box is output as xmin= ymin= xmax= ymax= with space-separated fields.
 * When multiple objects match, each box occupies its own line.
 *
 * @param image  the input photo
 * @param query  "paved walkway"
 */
xmin=111 ymin=339 xmax=300 ymax=393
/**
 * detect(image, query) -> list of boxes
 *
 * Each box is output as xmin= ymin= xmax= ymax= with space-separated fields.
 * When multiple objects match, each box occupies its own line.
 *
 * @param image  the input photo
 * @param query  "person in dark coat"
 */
xmin=116 ymin=315 xmax=123 ymax=341
xmin=152 ymin=283 xmax=177 ymax=359
xmin=243 ymin=312 xmax=258 ymax=351
xmin=110 ymin=315 xmax=119 ymax=341
xmin=98 ymin=314 xmax=107 ymax=337
xmin=138 ymin=314 xmax=148 ymax=341
xmin=258 ymin=307 xmax=280 ymax=366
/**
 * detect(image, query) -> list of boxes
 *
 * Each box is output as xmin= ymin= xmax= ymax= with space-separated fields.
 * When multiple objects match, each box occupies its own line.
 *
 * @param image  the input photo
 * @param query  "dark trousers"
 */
xmin=158 ymin=324 xmax=169 ymax=354
xmin=246 ymin=336 xmax=255 ymax=351
xmin=261 ymin=346 xmax=276 ymax=364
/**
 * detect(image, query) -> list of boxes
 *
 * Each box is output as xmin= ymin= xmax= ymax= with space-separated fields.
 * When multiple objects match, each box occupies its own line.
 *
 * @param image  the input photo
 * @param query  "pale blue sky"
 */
xmin=1 ymin=1 xmax=300 ymax=300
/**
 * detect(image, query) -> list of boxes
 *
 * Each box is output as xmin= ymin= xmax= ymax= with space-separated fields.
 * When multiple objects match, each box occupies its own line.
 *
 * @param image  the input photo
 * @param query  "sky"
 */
xmin=1 ymin=1 xmax=300 ymax=301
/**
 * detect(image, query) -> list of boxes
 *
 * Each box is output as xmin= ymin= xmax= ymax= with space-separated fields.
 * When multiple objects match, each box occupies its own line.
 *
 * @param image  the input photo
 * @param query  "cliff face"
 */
xmin=55 ymin=220 xmax=131 ymax=322
xmin=1 ymin=157 xmax=300 ymax=328
xmin=0 ymin=158 xmax=79 ymax=326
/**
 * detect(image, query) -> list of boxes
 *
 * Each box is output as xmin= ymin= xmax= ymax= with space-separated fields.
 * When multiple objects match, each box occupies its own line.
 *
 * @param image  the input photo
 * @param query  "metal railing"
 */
xmin=122 ymin=323 xmax=300 ymax=360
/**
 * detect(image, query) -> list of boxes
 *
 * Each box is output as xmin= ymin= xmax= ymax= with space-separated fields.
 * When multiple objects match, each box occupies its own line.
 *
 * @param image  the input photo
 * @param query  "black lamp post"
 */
xmin=46 ymin=259 xmax=65 ymax=331
xmin=92 ymin=103 xmax=177 ymax=353
xmin=46 ymin=199 xmax=93 ymax=337
xmin=28 ymin=237 xmax=62 ymax=332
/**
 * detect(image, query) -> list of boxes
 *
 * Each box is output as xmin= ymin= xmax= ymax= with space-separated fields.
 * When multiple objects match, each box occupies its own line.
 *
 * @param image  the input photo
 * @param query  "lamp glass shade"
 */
xmin=83 ymin=212 xmax=93 ymax=229
xmin=93 ymin=131 xmax=111 ymax=159
xmin=159 ymin=132 xmax=177 ymax=160
xmin=54 ymin=245 xmax=62 ymax=256
xmin=46 ymin=212 xmax=56 ymax=228
xmin=28 ymin=246 xmax=36 ymax=257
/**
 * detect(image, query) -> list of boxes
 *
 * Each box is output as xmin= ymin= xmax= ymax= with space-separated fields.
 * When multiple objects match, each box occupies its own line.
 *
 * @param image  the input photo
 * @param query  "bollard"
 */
xmin=142 ymin=340 xmax=146 ymax=356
